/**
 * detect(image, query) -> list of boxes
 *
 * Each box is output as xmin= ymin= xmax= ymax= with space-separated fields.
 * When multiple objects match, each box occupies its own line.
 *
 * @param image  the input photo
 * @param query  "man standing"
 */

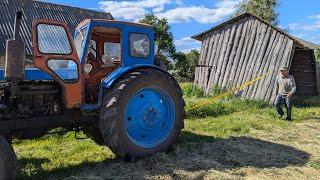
xmin=274 ymin=67 xmax=296 ymax=121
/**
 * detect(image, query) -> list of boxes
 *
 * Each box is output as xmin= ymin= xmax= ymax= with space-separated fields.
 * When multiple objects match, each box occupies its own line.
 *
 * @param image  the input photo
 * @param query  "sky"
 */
xmin=42 ymin=0 xmax=320 ymax=53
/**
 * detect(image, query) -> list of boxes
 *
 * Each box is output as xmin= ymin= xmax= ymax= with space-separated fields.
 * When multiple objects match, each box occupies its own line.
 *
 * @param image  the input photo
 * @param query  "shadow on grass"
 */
xmin=16 ymin=131 xmax=310 ymax=179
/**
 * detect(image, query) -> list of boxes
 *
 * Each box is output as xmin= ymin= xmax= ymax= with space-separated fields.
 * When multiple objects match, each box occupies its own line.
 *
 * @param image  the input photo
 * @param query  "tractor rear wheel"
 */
xmin=0 ymin=135 xmax=17 ymax=179
xmin=99 ymin=69 xmax=185 ymax=159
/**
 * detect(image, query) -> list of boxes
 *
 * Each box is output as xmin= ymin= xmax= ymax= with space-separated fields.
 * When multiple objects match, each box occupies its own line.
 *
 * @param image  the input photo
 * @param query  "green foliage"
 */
xmin=171 ymin=49 xmax=199 ymax=82
xmin=292 ymin=96 xmax=320 ymax=108
xmin=209 ymin=84 xmax=223 ymax=95
xmin=186 ymin=97 xmax=269 ymax=118
xmin=316 ymin=49 xmax=320 ymax=60
xmin=181 ymin=83 xmax=205 ymax=98
xmin=235 ymin=0 xmax=279 ymax=25
xmin=140 ymin=14 xmax=176 ymax=61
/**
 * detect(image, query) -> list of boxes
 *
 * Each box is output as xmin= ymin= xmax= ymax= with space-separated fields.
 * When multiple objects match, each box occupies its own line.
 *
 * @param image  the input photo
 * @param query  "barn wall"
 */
xmin=290 ymin=49 xmax=319 ymax=96
xmin=194 ymin=17 xmax=295 ymax=102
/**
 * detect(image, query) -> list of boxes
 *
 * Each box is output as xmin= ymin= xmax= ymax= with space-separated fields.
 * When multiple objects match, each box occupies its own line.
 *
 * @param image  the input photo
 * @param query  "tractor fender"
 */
xmin=101 ymin=64 xmax=176 ymax=89
xmin=82 ymin=65 xmax=177 ymax=111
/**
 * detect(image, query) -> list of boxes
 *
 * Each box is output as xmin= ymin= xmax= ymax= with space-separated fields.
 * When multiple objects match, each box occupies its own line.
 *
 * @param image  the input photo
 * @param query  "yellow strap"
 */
xmin=187 ymin=71 xmax=273 ymax=111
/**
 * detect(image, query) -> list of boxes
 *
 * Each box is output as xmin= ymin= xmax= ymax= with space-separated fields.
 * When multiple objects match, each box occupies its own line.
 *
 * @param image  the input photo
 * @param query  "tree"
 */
xmin=140 ymin=14 xmax=176 ymax=61
xmin=234 ymin=0 xmax=279 ymax=25
xmin=171 ymin=49 xmax=200 ymax=82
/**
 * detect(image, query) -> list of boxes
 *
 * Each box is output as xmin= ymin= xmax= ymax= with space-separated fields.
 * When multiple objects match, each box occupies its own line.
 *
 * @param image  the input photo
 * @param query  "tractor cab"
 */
xmin=31 ymin=19 xmax=156 ymax=108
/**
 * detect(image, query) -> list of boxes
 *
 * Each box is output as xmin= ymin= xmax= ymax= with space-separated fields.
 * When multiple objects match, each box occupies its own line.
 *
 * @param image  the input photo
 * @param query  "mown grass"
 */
xmin=13 ymin=82 xmax=320 ymax=179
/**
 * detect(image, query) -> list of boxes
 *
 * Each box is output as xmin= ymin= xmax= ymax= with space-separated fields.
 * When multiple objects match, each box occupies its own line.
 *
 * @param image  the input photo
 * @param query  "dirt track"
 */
xmin=64 ymin=120 xmax=320 ymax=180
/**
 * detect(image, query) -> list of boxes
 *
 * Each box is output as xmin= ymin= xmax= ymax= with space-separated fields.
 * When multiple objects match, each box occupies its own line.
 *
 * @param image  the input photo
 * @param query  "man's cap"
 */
xmin=279 ymin=66 xmax=289 ymax=71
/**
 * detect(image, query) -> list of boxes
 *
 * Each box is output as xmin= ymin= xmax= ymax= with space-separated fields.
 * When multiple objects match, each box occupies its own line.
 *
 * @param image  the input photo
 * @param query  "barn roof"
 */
xmin=192 ymin=13 xmax=320 ymax=50
xmin=0 ymin=0 xmax=113 ymax=56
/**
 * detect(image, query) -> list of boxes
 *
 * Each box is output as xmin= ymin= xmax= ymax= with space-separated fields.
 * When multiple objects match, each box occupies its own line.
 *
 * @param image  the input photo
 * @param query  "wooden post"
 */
xmin=221 ymin=20 xmax=245 ymax=89
xmin=213 ymin=25 xmax=232 ymax=86
xmin=218 ymin=23 xmax=238 ymax=88
xmin=255 ymin=30 xmax=279 ymax=99
xmin=236 ymin=19 xmax=259 ymax=92
xmin=248 ymin=26 xmax=272 ymax=99
xmin=228 ymin=18 xmax=250 ymax=88
xmin=243 ymin=22 xmax=269 ymax=98
xmin=233 ymin=18 xmax=256 ymax=90
xmin=206 ymin=29 xmax=225 ymax=93
xmin=269 ymin=39 xmax=294 ymax=103
xmin=260 ymin=32 xmax=283 ymax=100
xmin=265 ymin=36 xmax=288 ymax=101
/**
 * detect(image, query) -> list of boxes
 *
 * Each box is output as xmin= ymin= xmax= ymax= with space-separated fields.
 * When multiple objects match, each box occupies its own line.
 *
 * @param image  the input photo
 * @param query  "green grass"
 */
xmin=12 ymin=82 xmax=320 ymax=179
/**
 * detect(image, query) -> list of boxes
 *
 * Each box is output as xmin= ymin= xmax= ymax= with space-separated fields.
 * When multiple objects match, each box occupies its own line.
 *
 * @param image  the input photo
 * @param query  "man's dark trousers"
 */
xmin=274 ymin=94 xmax=292 ymax=120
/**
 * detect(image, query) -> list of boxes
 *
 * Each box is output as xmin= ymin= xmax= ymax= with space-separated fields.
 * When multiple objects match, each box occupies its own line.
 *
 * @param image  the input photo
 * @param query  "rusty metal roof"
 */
xmin=0 ymin=0 xmax=113 ymax=56
xmin=192 ymin=13 xmax=320 ymax=50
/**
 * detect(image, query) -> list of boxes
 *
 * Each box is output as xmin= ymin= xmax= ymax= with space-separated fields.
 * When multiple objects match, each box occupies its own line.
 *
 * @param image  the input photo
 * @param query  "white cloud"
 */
xmin=174 ymin=37 xmax=200 ymax=46
xmin=99 ymin=0 xmax=242 ymax=23
xmin=288 ymin=14 xmax=320 ymax=31
xmin=99 ymin=0 xmax=173 ymax=21
xmin=157 ymin=0 xmax=242 ymax=24
xmin=309 ymin=14 xmax=320 ymax=19
xmin=180 ymin=47 xmax=201 ymax=53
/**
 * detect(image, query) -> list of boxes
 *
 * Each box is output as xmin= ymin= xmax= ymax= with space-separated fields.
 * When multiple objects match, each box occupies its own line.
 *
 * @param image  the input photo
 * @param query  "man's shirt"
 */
xmin=277 ymin=75 xmax=296 ymax=95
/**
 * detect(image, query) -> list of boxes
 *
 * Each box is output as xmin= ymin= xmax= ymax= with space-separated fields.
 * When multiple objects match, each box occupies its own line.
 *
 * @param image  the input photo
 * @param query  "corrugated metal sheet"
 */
xmin=0 ymin=0 xmax=113 ymax=56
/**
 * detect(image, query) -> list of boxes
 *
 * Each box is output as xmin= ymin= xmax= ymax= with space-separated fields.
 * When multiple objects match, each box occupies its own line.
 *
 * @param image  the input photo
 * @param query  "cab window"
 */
xmin=130 ymin=33 xmax=150 ymax=58
xmin=103 ymin=42 xmax=121 ymax=67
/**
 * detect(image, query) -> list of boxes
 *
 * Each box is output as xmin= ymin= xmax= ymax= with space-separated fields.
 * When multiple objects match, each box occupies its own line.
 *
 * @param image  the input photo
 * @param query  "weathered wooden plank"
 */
xmin=228 ymin=18 xmax=250 ymax=87
xmin=204 ymin=32 xmax=216 ymax=66
xmin=265 ymin=36 xmax=288 ymax=100
xmin=194 ymin=66 xmax=200 ymax=86
xmin=213 ymin=25 xmax=232 ymax=86
xmin=236 ymin=19 xmax=259 ymax=91
xmin=199 ymin=67 xmax=204 ymax=88
xmin=252 ymin=28 xmax=277 ymax=99
xmin=239 ymin=21 xmax=264 ymax=97
xmin=248 ymin=25 xmax=273 ymax=99
xmin=269 ymin=39 xmax=294 ymax=103
xmin=206 ymin=29 xmax=226 ymax=93
xmin=242 ymin=21 xmax=268 ymax=98
xmin=218 ymin=23 xmax=238 ymax=88
xmin=202 ymin=66 xmax=210 ymax=90
xmin=208 ymin=30 xmax=221 ymax=67
xmin=258 ymin=30 xmax=281 ymax=100
xmin=199 ymin=37 xmax=210 ymax=66
xmin=221 ymin=19 xmax=245 ymax=89
xmin=232 ymin=18 xmax=254 ymax=89
xmin=255 ymin=30 xmax=279 ymax=99
xmin=197 ymin=37 xmax=207 ymax=66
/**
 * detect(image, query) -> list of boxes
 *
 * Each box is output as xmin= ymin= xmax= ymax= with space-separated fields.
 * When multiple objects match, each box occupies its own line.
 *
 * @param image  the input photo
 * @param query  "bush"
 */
xmin=185 ymin=96 xmax=269 ymax=119
xmin=182 ymin=83 xmax=205 ymax=98
xmin=293 ymin=96 xmax=320 ymax=107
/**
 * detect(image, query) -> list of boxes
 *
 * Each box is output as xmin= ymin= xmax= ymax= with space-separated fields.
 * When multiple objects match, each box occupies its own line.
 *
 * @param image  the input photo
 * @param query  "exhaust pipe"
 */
xmin=5 ymin=11 xmax=25 ymax=81
xmin=13 ymin=11 xmax=23 ymax=40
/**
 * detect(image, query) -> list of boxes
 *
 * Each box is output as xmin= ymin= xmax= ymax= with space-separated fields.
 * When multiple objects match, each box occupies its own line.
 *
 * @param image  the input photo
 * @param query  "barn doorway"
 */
xmin=289 ymin=49 xmax=318 ymax=96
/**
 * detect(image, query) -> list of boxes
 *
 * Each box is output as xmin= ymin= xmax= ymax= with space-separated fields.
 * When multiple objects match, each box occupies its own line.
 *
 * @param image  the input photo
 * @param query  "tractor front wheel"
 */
xmin=99 ymin=69 xmax=185 ymax=159
xmin=0 ymin=135 xmax=17 ymax=179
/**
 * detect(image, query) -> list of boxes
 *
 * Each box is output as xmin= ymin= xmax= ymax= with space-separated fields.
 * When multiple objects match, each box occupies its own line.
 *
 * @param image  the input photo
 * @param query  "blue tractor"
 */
xmin=0 ymin=12 xmax=185 ymax=178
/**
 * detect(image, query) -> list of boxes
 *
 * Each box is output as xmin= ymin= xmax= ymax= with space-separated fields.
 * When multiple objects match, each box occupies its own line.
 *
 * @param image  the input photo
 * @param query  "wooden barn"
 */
xmin=192 ymin=13 xmax=320 ymax=102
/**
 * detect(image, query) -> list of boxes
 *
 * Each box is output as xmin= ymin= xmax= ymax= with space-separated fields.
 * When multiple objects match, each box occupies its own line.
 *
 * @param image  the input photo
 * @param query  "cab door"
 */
xmin=32 ymin=20 xmax=84 ymax=108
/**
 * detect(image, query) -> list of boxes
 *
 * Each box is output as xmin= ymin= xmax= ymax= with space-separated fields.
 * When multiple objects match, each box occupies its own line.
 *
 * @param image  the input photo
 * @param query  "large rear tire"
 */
xmin=99 ymin=69 xmax=185 ymax=159
xmin=0 ymin=135 xmax=17 ymax=179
